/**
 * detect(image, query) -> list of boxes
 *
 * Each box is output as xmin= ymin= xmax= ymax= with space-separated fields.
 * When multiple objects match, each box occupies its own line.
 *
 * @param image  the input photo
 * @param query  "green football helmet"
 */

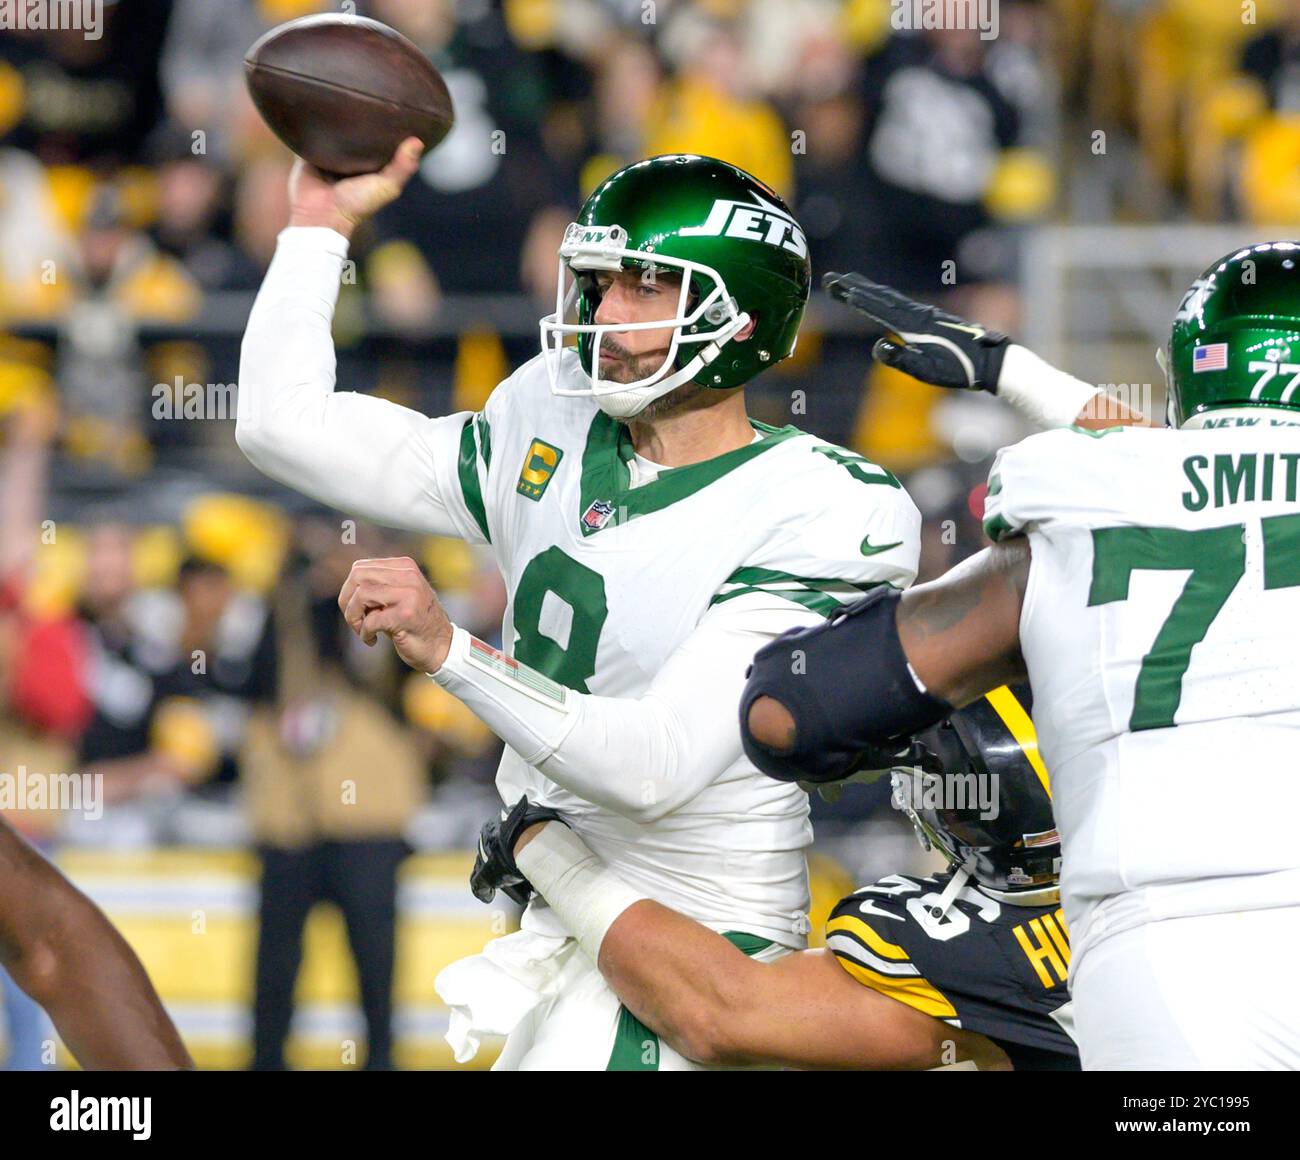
xmin=539 ymin=154 xmax=812 ymax=418
xmin=1165 ymin=240 xmax=1300 ymax=427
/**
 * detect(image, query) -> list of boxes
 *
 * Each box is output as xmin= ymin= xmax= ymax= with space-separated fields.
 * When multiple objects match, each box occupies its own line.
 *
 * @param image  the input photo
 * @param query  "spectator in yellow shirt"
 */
xmin=645 ymin=18 xmax=793 ymax=199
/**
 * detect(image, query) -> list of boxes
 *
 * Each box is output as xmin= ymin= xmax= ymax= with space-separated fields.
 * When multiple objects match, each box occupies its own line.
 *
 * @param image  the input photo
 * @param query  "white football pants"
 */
xmin=1072 ymin=906 xmax=1300 ymax=1069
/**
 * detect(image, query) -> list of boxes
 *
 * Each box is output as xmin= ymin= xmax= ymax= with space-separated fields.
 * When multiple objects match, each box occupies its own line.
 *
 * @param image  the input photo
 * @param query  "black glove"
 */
xmin=470 ymin=797 xmax=569 ymax=906
xmin=822 ymin=271 xmax=1011 ymax=393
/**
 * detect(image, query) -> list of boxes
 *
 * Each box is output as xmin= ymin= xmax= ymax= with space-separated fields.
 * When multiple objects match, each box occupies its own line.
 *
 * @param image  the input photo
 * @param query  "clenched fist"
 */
xmin=338 ymin=556 xmax=454 ymax=673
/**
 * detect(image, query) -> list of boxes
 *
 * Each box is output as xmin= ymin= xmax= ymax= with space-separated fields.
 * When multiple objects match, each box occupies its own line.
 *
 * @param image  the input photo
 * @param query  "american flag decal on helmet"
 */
xmin=1193 ymin=343 xmax=1228 ymax=372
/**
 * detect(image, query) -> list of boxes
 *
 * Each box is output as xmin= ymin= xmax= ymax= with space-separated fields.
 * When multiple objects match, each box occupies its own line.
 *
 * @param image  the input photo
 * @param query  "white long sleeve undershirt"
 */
xmin=236 ymin=226 xmax=470 ymax=536
xmin=997 ymin=344 xmax=1103 ymax=430
xmin=432 ymin=597 xmax=820 ymax=825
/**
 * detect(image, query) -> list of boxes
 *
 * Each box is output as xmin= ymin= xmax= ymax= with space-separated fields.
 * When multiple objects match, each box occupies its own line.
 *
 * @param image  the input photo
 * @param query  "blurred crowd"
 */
xmin=2 ymin=0 xmax=1299 ymax=1066
xmin=1 ymin=0 xmax=1294 ymax=473
xmin=0 ymin=0 xmax=1063 ymax=840
xmin=0 ymin=0 xmax=1067 ymax=469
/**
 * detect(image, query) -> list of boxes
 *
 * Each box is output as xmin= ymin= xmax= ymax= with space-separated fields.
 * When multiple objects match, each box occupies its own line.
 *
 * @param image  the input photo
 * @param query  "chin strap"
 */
xmin=595 ymin=345 xmax=716 ymax=419
xmin=928 ymin=859 xmax=973 ymax=922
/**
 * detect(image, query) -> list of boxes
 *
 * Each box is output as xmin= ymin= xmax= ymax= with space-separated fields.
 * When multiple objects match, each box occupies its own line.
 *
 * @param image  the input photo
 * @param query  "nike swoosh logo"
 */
xmin=861 ymin=535 xmax=903 ymax=556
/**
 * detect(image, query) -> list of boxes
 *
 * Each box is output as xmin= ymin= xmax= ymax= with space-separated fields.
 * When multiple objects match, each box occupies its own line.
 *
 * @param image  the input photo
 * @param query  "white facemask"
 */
xmin=538 ymin=222 xmax=750 ymax=419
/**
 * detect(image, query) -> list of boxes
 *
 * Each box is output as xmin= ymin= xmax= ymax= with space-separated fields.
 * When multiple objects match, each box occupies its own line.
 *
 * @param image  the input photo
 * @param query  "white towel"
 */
xmin=435 ymin=928 xmax=575 ymax=1063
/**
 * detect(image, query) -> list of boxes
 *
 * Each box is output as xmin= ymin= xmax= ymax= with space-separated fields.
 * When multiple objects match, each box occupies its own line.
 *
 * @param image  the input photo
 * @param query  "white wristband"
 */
xmin=515 ymin=823 xmax=648 ymax=962
xmin=997 ymin=344 xmax=1103 ymax=430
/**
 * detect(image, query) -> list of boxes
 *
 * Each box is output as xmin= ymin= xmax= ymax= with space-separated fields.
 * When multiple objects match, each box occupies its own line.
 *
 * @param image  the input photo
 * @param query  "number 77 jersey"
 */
xmin=982 ymin=422 xmax=1300 ymax=958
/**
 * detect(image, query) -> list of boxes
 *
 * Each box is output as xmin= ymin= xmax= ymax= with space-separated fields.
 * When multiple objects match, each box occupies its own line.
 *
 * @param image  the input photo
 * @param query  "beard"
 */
xmin=596 ymin=335 xmax=706 ymax=419
xmin=634 ymin=379 xmax=707 ymax=420
xmin=596 ymin=335 xmax=670 ymax=385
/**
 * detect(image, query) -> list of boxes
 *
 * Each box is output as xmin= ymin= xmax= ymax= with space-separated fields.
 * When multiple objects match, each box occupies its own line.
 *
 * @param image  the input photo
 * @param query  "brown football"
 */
xmin=244 ymin=14 xmax=454 ymax=177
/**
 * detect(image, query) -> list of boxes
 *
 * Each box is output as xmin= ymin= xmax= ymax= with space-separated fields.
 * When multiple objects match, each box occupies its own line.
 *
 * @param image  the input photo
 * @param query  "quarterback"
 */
xmin=237 ymin=142 xmax=920 ymax=1068
xmin=744 ymin=243 xmax=1300 ymax=1069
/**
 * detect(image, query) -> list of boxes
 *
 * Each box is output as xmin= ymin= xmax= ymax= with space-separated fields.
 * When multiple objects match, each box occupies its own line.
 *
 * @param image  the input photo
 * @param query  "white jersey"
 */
xmin=432 ymin=350 xmax=919 ymax=943
xmin=236 ymin=227 xmax=920 ymax=949
xmin=984 ymin=422 xmax=1300 ymax=960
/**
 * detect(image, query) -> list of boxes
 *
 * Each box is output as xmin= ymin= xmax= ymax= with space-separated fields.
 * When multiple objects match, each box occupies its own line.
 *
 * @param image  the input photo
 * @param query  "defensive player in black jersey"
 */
xmin=0 ymin=817 xmax=191 ymax=1068
xmin=472 ymin=685 xmax=1077 ymax=1070
xmin=826 ymin=686 xmax=1075 ymax=1070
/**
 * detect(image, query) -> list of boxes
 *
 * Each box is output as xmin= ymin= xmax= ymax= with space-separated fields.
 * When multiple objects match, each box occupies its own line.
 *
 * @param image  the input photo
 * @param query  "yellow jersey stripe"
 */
xmin=985 ymin=685 xmax=1051 ymax=798
xmin=833 ymin=954 xmax=960 ymax=1020
xmin=826 ymin=914 xmax=910 ymax=961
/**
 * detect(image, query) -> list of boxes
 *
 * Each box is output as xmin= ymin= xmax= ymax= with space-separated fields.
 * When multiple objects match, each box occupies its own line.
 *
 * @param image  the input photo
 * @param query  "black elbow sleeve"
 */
xmin=739 ymin=588 xmax=952 ymax=784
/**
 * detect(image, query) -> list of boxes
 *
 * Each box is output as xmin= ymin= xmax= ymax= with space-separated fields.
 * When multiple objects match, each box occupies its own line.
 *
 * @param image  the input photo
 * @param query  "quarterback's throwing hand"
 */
xmin=288 ymin=135 xmax=425 ymax=239
xmin=338 ymin=556 xmax=453 ymax=673
xmin=822 ymin=271 xmax=1011 ymax=393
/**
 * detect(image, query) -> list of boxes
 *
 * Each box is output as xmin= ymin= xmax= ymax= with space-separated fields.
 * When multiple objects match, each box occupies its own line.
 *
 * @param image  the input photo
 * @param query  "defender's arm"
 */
xmin=742 ymin=540 xmax=1030 ymax=781
xmin=510 ymin=822 xmax=1005 ymax=1069
xmin=822 ymin=273 xmax=1150 ymax=430
xmin=597 ymin=899 xmax=1006 ymax=1069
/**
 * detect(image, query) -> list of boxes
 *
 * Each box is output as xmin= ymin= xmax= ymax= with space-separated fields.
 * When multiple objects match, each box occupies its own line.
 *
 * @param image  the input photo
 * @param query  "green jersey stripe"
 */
xmin=718 ymin=565 xmax=893 ymax=594
xmin=578 ymin=413 xmax=803 ymax=536
xmin=983 ymin=511 xmax=1017 ymax=542
xmin=711 ymin=584 xmax=846 ymax=617
xmin=711 ymin=567 xmax=898 ymax=615
xmin=457 ymin=416 xmax=491 ymax=542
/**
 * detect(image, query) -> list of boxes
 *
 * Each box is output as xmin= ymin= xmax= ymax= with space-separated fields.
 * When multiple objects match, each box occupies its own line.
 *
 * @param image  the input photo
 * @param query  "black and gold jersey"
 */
xmin=827 ymin=869 xmax=1078 ymax=1070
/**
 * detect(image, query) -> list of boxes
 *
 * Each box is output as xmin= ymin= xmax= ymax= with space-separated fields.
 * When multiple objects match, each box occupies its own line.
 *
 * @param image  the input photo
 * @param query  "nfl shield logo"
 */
xmin=582 ymin=499 xmax=616 ymax=531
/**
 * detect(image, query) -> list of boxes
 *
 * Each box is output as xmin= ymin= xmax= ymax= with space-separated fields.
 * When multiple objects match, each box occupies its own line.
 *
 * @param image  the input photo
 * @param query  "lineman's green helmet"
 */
xmin=539 ymin=154 xmax=812 ymax=418
xmin=1166 ymin=241 xmax=1300 ymax=427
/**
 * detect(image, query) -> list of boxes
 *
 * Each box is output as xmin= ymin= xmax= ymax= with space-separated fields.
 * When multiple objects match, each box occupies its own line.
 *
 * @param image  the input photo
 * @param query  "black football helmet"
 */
xmin=892 ymin=684 xmax=1060 ymax=904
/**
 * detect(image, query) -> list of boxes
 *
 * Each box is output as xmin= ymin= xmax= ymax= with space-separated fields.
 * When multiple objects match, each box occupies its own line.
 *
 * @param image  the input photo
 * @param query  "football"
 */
xmin=243 ymin=14 xmax=454 ymax=177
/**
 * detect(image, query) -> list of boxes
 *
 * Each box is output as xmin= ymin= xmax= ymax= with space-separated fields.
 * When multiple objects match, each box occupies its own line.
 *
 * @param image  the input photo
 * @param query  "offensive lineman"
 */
xmin=743 ymin=244 xmax=1300 ymax=1069
xmin=237 ymin=144 xmax=920 ymax=1068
